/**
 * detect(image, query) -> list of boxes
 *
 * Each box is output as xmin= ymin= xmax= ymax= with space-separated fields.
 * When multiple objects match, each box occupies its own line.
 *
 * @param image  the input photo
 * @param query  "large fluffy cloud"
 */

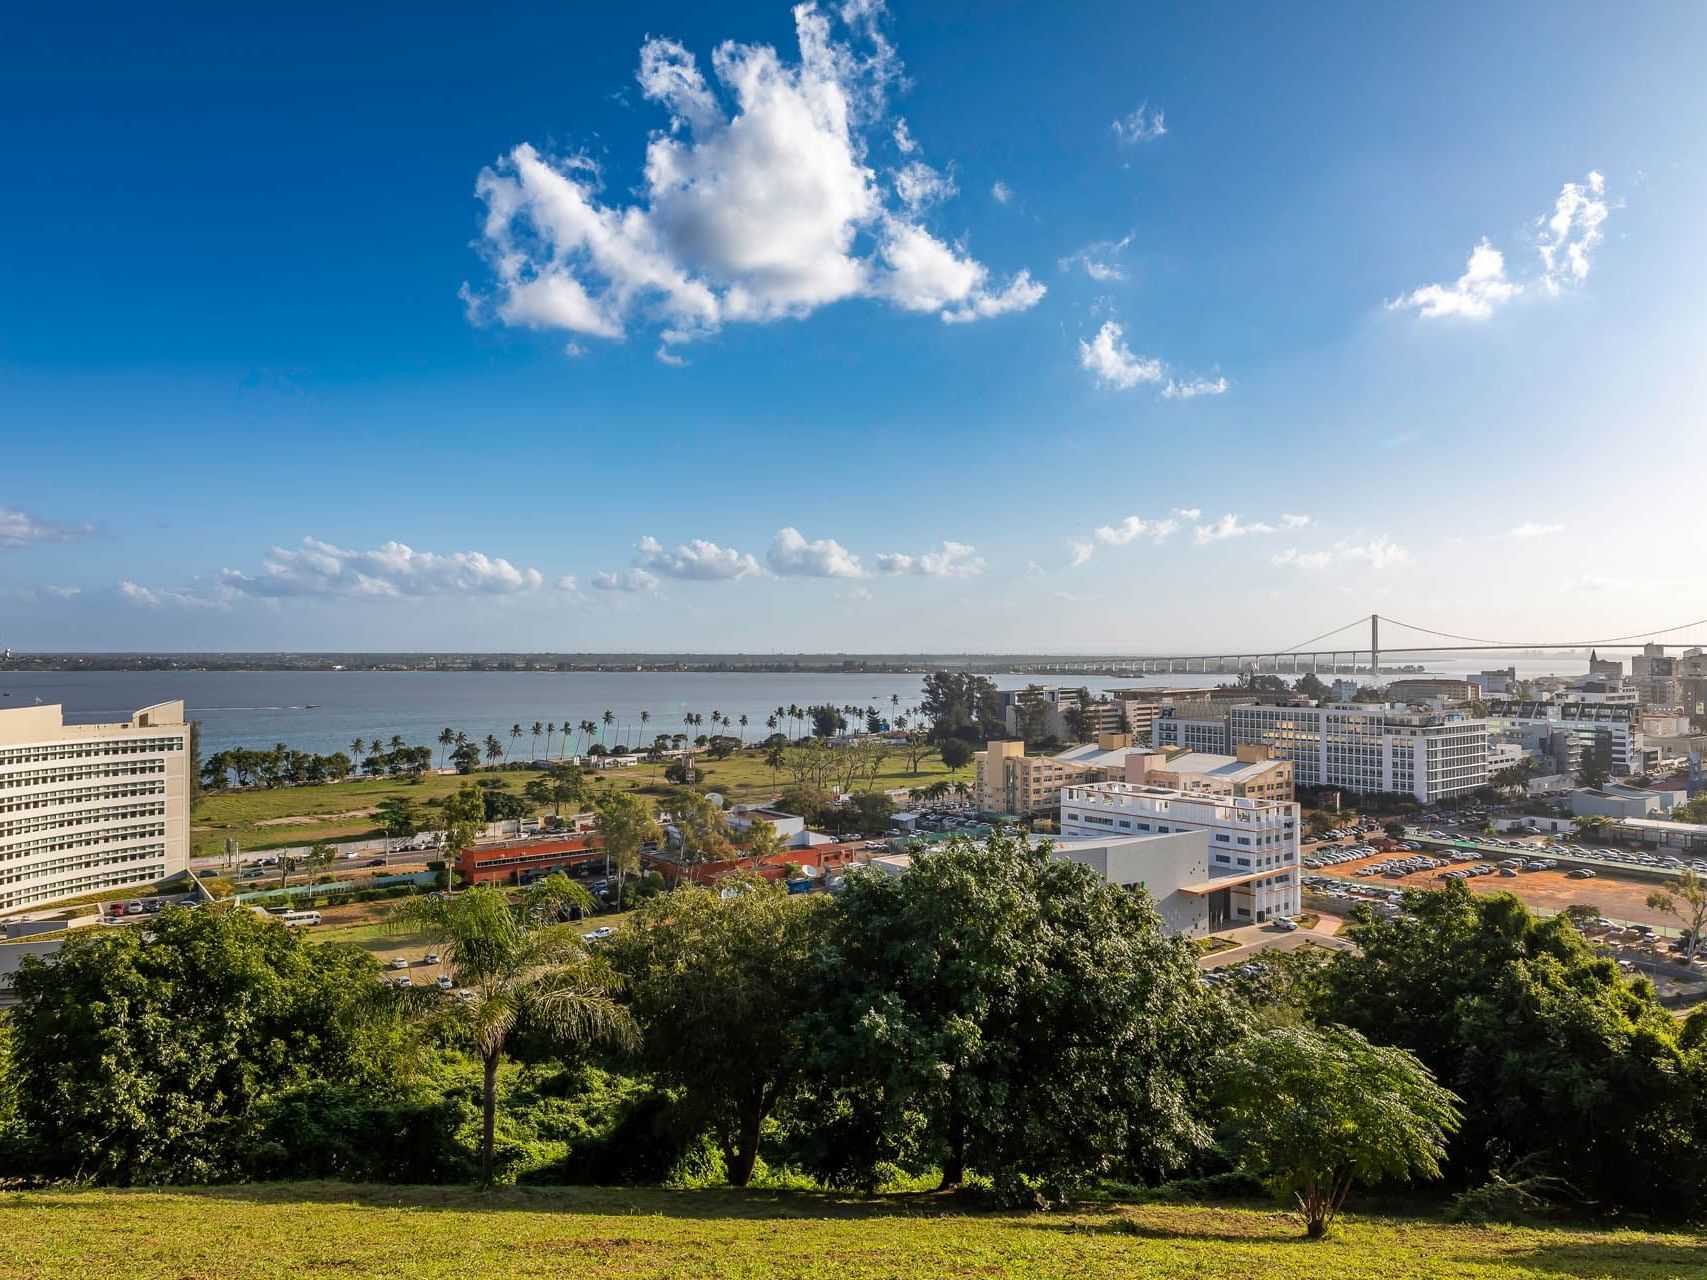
xmin=1078 ymin=320 xmax=1163 ymax=389
xmin=767 ymin=527 xmax=866 ymax=578
xmin=876 ymin=541 xmax=983 ymax=577
xmin=1388 ymin=238 xmax=1520 ymax=320
xmin=632 ymin=534 xmax=762 ymax=581
xmin=467 ymin=2 xmax=1041 ymax=355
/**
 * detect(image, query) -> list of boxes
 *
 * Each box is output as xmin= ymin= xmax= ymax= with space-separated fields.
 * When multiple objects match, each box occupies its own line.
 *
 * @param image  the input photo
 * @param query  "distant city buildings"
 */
xmin=1487 ymin=697 xmax=1644 ymax=778
xmin=0 ymin=701 xmax=190 ymax=913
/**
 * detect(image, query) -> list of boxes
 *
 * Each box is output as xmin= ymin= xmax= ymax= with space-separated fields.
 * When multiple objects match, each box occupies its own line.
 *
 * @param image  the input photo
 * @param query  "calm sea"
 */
xmin=0 ymin=656 xmax=1590 ymax=759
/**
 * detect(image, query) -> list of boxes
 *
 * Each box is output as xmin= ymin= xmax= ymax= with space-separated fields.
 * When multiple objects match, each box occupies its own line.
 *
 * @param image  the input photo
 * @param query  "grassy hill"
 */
xmin=0 ymin=1184 xmax=1698 ymax=1279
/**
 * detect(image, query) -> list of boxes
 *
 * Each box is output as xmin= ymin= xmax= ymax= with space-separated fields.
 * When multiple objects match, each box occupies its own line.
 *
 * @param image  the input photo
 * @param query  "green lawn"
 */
xmin=0 ymin=1185 xmax=1698 ymax=1279
xmin=191 ymin=769 xmax=550 ymax=858
xmin=193 ymin=747 xmax=971 ymax=858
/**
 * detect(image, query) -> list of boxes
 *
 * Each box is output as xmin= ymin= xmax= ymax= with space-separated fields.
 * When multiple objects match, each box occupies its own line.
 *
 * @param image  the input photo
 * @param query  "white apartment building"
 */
xmin=1059 ymin=781 xmax=1301 ymax=930
xmin=0 ymin=702 xmax=191 ymax=913
xmin=1225 ymin=702 xmax=1489 ymax=802
xmin=1486 ymin=698 xmax=1644 ymax=778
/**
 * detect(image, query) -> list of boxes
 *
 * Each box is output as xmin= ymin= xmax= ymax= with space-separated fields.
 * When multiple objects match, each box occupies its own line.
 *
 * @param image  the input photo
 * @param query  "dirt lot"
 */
xmin=1319 ymin=847 xmax=1678 ymax=929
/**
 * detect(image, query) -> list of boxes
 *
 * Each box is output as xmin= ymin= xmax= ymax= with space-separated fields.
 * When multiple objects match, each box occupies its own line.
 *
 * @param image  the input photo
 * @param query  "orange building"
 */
xmin=457 ymin=834 xmax=604 ymax=886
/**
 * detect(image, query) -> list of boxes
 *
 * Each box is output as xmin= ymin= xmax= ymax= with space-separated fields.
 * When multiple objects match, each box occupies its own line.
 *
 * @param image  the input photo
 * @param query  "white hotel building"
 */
xmin=0 ymin=702 xmax=191 ymax=913
xmin=1058 ymin=781 xmax=1301 ymax=933
xmin=1225 ymin=703 xmax=1488 ymax=803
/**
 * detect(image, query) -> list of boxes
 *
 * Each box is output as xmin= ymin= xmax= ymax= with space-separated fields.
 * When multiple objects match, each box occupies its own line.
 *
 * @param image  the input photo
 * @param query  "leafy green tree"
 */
xmin=594 ymin=790 xmax=662 ymax=901
xmin=608 ymin=879 xmax=830 ymax=1186
xmin=1317 ymin=881 xmax=1703 ymax=1214
xmin=375 ymin=796 xmax=418 ymax=840
xmin=1647 ymin=868 xmax=1707 ymax=962
xmin=743 ymin=816 xmax=787 ymax=870
xmin=390 ymin=887 xmax=634 ymax=1187
xmin=9 ymin=904 xmax=393 ymax=1183
xmin=662 ymin=790 xmax=734 ymax=865
xmin=441 ymin=783 xmax=487 ymax=860
xmin=1217 ymin=1025 xmax=1460 ymax=1238
xmin=803 ymin=833 xmax=1232 ymax=1203
xmin=938 ymin=737 xmax=975 ymax=770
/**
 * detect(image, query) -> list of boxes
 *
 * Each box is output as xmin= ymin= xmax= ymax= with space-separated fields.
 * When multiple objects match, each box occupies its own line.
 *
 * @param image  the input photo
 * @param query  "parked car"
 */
xmin=390 ymin=956 xmax=409 ymax=969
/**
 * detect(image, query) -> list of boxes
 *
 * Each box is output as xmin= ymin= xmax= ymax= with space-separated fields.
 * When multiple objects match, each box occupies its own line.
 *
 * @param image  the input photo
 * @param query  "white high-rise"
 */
xmin=0 ymin=701 xmax=191 ymax=913
xmin=1226 ymin=703 xmax=1488 ymax=802
xmin=1059 ymin=781 xmax=1301 ymax=929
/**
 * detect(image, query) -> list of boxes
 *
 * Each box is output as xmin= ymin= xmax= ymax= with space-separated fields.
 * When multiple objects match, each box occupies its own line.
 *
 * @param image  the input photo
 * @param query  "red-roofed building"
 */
xmin=458 ymin=834 xmax=605 ymax=886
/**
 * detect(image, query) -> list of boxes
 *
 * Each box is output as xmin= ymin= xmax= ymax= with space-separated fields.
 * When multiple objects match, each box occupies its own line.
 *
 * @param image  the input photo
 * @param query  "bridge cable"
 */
xmin=1378 ymin=614 xmax=1707 ymax=649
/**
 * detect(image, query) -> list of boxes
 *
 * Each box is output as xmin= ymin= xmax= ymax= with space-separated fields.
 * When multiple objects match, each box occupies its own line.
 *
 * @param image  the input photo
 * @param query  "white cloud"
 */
xmin=1161 ymin=375 xmax=1228 ymax=400
xmin=1094 ymin=515 xmax=1179 ymax=546
xmin=1193 ymin=513 xmax=1308 ymax=544
xmin=591 ymin=568 xmax=661 ymax=593
xmin=1068 ymin=539 xmax=1095 ymax=568
xmin=876 ymin=540 xmax=983 ymax=577
xmin=1536 ymin=171 xmax=1608 ymax=294
xmin=1172 ymin=507 xmax=1201 ymax=521
xmin=1509 ymin=521 xmax=1565 ymax=539
xmin=990 ymin=180 xmax=1012 ymax=204
xmin=219 ymin=537 xmax=546 ymax=599
xmin=1059 ymin=234 xmax=1130 ymax=281
xmin=634 ymin=534 xmax=762 ymax=581
xmin=768 ymin=526 xmax=867 ymax=578
xmin=555 ymin=575 xmax=580 ymax=592
xmin=1388 ymin=238 xmax=1520 ymax=320
xmin=0 ymin=507 xmax=94 ymax=550
xmin=1078 ymin=320 xmax=1163 ymax=389
xmin=1390 ymin=171 xmax=1613 ymax=321
xmin=1112 ymin=103 xmax=1166 ymax=144
xmin=468 ymin=4 xmax=1041 ymax=351
xmin=1270 ymin=536 xmax=1410 ymax=572
xmin=894 ymin=161 xmax=956 ymax=212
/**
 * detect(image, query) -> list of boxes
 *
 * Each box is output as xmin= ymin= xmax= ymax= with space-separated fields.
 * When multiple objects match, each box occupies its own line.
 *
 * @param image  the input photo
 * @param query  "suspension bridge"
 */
xmin=1018 ymin=613 xmax=1707 ymax=678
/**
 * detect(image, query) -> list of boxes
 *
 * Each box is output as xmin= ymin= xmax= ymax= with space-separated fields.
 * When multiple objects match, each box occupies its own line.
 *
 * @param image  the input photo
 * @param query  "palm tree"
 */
xmin=601 ymin=710 xmax=614 ymax=745
xmin=350 ymin=737 xmax=365 ymax=760
xmin=484 ymin=735 xmax=503 ymax=766
xmin=738 ymin=714 xmax=749 ymax=744
xmin=508 ymin=723 xmax=523 ymax=762
xmin=530 ymin=722 xmax=543 ymax=760
xmin=437 ymin=728 xmax=455 ymax=771
xmin=544 ymin=722 xmax=556 ymax=759
xmin=766 ymin=714 xmax=779 ymax=736
xmin=390 ymin=886 xmax=635 ymax=1187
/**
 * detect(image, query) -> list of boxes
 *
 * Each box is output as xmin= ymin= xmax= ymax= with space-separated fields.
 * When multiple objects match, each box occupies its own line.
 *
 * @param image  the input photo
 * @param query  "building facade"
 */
xmin=1122 ymin=742 xmax=1295 ymax=802
xmin=1059 ymin=781 xmax=1301 ymax=928
xmin=0 ymin=702 xmax=191 ymax=913
xmin=1486 ymin=698 xmax=1644 ymax=778
xmin=1225 ymin=702 xmax=1489 ymax=802
xmin=972 ymin=734 xmax=1142 ymax=816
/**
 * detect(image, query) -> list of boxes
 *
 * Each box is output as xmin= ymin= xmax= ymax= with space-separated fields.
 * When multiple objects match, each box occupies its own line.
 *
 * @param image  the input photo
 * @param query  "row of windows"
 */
xmin=0 ymin=759 xmax=167 ymax=792
xmin=0 ymin=851 xmax=166 ymax=910
xmin=0 ymin=737 xmax=184 ymax=767
xmin=0 ymin=779 xmax=166 ymax=813
xmin=0 ymin=822 xmax=168 ymax=862
xmin=0 ymin=802 xmax=167 ymax=840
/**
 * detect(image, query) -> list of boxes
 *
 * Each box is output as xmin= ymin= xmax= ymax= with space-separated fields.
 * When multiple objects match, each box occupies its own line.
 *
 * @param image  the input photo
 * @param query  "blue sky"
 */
xmin=3 ymin=1 xmax=1705 ymax=653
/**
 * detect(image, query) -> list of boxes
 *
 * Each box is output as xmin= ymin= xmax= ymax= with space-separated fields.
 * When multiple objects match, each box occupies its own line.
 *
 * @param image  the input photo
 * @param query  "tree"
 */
xmin=919 ymin=671 xmax=1001 ymax=742
xmin=1578 ymin=729 xmax=1615 ymax=788
xmin=483 ymin=735 xmax=504 ymax=767
xmin=901 ymin=728 xmax=932 ymax=773
xmin=608 ymin=879 xmax=830 ymax=1186
xmin=451 ymin=741 xmax=481 ymax=774
xmin=9 ymin=904 xmax=392 ymax=1183
xmin=663 ymin=791 xmax=734 ymax=865
xmin=304 ymin=840 xmax=338 ymax=884
xmin=1216 ymin=1025 xmax=1460 ymax=1238
xmin=938 ymin=737 xmax=975 ymax=770
xmin=1383 ymin=819 xmax=1408 ymax=840
xmin=528 ymin=721 xmax=543 ymax=760
xmin=441 ymin=783 xmax=488 ymax=860
xmin=375 ymin=796 xmax=418 ymax=841
xmin=1295 ymin=672 xmax=1330 ymax=702
xmin=594 ymin=790 xmax=661 ymax=901
xmin=1316 ymin=881 xmax=1704 ymax=1214
xmin=802 ymin=833 xmax=1233 ymax=1203
xmin=744 ymin=816 xmax=787 ymax=870
xmin=391 ymin=887 xmax=634 ymax=1187
xmin=1648 ymin=868 xmax=1707 ymax=962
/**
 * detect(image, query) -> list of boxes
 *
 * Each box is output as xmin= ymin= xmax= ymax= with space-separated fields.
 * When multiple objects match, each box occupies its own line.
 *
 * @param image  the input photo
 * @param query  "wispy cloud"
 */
xmin=1111 ymin=103 xmax=1166 ymax=144
xmin=1536 ymin=171 xmax=1609 ymax=294
xmin=1509 ymin=521 xmax=1565 ymax=539
xmin=219 ymin=538 xmax=546 ymax=599
xmin=1078 ymin=320 xmax=1163 ymax=388
xmin=1161 ymin=375 xmax=1228 ymax=400
xmin=990 ymin=180 xmax=1012 ymax=204
xmin=0 ymin=507 xmax=94 ymax=551
xmin=1388 ymin=239 xmax=1519 ymax=320
xmin=1273 ymin=536 xmax=1410 ymax=571
xmin=1194 ymin=513 xmax=1311 ymax=544
xmin=1059 ymin=234 xmax=1131 ymax=282
xmin=876 ymin=541 xmax=984 ymax=577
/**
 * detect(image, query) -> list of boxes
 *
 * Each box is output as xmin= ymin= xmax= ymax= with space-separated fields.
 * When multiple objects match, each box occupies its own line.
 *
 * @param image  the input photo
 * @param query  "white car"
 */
xmin=390 ymin=956 xmax=409 ymax=969
xmin=436 ymin=975 xmax=454 ymax=991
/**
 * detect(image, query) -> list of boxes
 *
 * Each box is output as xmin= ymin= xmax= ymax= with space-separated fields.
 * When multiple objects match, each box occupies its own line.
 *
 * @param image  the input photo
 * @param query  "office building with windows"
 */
xmin=0 ymin=701 xmax=191 ymax=913
xmin=1059 ymin=781 xmax=1300 ymax=929
xmin=1224 ymin=702 xmax=1489 ymax=802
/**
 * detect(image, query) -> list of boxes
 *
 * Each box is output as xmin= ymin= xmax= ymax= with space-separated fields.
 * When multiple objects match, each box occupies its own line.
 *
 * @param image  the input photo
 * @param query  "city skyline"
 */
xmin=4 ymin=1 xmax=1706 ymax=651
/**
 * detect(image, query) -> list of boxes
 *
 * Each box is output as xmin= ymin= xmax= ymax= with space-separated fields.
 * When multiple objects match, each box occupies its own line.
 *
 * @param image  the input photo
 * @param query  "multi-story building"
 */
xmin=0 ymin=701 xmax=191 ymax=913
xmin=998 ymin=686 xmax=1125 ymax=742
xmin=1152 ymin=700 xmax=1238 ymax=754
xmin=1226 ymin=702 xmax=1489 ymax=802
xmin=1060 ymin=781 xmax=1301 ymax=929
xmin=1486 ymin=698 xmax=1644 ymax=778
xmin=972 ymin=734 xmax=1143 ymax=816
xmin=1384 ymin=678 xmax=1475 ymax=705
xmin=1122 ymin=743 xmax=1295 ymax=802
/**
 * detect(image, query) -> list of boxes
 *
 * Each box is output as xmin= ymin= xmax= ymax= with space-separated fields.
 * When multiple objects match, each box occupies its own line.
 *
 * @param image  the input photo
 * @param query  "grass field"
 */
xmin=0 ymin=1185 xmax=1698 ymax=1279
xmin=191 ymin=769 xmax=550 ymax=858
xmin=190 ymin=746 xmax=971 ymax=858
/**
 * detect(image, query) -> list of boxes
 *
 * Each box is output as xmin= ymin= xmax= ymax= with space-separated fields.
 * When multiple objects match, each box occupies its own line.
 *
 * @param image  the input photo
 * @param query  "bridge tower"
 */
xmin=1371 ymin=613 xmax=1380 ymax=684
